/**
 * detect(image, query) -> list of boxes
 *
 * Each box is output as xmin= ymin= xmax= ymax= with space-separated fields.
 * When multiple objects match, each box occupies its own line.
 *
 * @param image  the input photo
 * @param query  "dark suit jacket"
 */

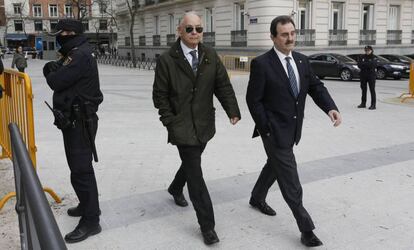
xmin=246 ymin=49 xmax=338 ymax=148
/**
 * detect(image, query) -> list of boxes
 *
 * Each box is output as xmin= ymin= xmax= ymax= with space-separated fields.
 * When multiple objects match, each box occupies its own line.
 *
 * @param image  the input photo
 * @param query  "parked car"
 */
xmin=405 ymin=54 xmax=414 ymax=60
xmin=379 ymin=54 xmax=413 ymax=78
xmin=347 ymin=54 xmax=409 ymax=80
xmin=23 ymin=47 xmax=37 ymax=59
xmin=308 ymin=53 xmax=360 ymax=81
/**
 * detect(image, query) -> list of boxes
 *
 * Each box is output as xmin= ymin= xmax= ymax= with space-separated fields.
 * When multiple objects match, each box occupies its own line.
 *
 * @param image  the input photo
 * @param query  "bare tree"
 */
xmin=93 ymin=0 xmax=118 ymax=54
xmin=125 ymin=0 xmax=140 ymax=67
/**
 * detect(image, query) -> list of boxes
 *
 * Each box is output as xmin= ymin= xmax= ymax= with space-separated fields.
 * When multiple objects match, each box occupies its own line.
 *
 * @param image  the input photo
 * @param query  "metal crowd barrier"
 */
xmin=220 ymin=55 xmax=255 ymax=72
xmin=400 ymin=62 xmax=414 ymax=102
xmin=96 ymin=55 xmax=157 ymax=70
xmin=10 ymin=123 xmax=67 ymax=250
xmin=0 ymin=69 xmax=61 ymax=210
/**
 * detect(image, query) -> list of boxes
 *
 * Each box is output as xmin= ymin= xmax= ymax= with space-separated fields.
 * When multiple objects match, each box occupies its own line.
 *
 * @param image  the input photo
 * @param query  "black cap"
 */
xmin=49 ymin=19 xmax=84 ymax=36
xmin=364 ymin=45 xmax=373 ymax=51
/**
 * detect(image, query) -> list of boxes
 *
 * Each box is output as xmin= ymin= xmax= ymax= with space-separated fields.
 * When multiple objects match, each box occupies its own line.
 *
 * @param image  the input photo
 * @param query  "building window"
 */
xmin=82 ymin=21 xmax=89 ymax=31
xmin=99 ymin=19 xmax=107 ymax=30
xmin=50 ymin=20 xmax=58 ymax=31
xmin=297 ymin=0 xmax=312 ymax=29
xmin=34 ymin=20 xmax=43 ymax=31
xmin=168 ymin=14 xmax=174 ymax=34
xmin=13 ymin=4 xmax=21 ymax=15
xmin=125 ymin=37 xmax=131 ymax=46
xmin=49 ymin=4 xmax=58 ymax=17
xmin=388 ymin=5 xmax=400 ymax=30
xmin=65 ymin=5 xmax=73 ymax=18
xmin=362 ymin=4 xmax=374 ymax=30
xmin=234 ymin=3 xmax=245 ymax=30
xmin=331 ymin=2 xmax=345 ymax=30
xmin=33 ymin=4 xmax=42 ymax=17
xmin=154 ymin=16 xmax=160 ymax=35
xmin=14 ymin=20 xmax=23 ymax=31
xmin=99 ymin=3 xmax=107 ymax=14
xmin=80 ymin=5 xmax=88 ymax=18
xmin=205 ymin=8 xmax=214 ymax=32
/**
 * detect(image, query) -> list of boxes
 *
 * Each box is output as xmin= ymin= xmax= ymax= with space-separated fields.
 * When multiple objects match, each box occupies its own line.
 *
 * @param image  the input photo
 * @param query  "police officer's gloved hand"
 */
xmin=43 ymin=61 xmax=61 ymax=77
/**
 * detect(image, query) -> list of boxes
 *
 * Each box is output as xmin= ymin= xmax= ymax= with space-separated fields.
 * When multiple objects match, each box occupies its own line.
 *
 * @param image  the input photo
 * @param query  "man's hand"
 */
xmin=328 ymin=110 xmax=342 ymax=127
xmin=230 ymin=117 xmax=240 ymax=125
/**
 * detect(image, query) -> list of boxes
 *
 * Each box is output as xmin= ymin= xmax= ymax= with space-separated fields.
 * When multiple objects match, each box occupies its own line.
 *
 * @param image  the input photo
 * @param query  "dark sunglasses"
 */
xmin=185 ymin=26 xmax=203 ymax=33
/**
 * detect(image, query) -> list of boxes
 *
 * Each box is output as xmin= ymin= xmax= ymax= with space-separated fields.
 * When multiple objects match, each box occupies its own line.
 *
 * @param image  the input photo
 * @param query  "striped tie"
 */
xmin=285 ymin=57 xmax=299 ymax=98
xmin=189 ymin=50 xmax=198 ymax=75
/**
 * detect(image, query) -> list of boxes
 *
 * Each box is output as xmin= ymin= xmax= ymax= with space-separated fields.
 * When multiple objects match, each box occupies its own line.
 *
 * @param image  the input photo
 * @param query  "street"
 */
xmin=1 ymin=58 xmax=414 ymax=250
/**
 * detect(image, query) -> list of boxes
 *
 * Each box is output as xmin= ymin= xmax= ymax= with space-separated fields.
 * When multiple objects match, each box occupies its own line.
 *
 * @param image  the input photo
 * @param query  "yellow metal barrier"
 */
xmin=0 ymin=69 xmax=61 ymax=210
xmin=400 ymin=62 xmax=414 ymax=102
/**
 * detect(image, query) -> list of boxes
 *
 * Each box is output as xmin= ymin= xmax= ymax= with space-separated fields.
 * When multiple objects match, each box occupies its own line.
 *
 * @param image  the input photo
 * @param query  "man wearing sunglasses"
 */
xmin=153 ymin=12 xmax=240 ymax=245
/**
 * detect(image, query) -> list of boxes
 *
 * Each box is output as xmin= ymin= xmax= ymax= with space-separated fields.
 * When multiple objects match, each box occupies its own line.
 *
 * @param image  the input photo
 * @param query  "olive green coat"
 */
xmin=153 ymin=40 xmax=241 ymax=145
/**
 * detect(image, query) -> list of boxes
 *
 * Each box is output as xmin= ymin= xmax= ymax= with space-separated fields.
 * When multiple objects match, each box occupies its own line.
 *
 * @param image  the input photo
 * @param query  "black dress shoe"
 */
xmin=64 ymin=223 xmax=102 ymax=243
xmin=368 ymin=105 xmax=376 ymax=110
xmin=67 ymin=205 xmax=101 ymax=217
xmin=249 ymin=198 xmax=276 ymax=216
xmin=301 ymin=231 xmax=323 ymax=247
xmin=357 ymin=104 xmax=366 ymax=108
xmin=202 ymin=229 xmax=220 ymax=245
xmin=168 ymin=188 xmax=188 ymax=207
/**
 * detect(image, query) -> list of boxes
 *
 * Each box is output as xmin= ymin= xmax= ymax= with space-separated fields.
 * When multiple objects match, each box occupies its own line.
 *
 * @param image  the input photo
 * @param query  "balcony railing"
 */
xmin=203 ymin=32 xmax=215 ymax=47
xmin=295 ymin=29 xmax=315 ymax=46
xmin=153 ymin=35 xmax=161 ymax=46
xmin=231 ymin=30 xmax=247 ymax=47
xmin=359 ymin=30 xmax=376 ymax=45
xmin=139 ymin=36 xmax=145 ymax=46
xmin=167 ymin=34 xmax=176 ymax=46
xmin=387 ymin=30 xmax=402 ymax=45
xmin=328 ymin=29 xmax=347 ymax=46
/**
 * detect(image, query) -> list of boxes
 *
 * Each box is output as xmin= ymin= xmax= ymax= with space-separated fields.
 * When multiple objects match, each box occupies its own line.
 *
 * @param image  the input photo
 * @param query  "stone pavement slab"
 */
xmin=1 ymin=58 xmax=414 ymax=249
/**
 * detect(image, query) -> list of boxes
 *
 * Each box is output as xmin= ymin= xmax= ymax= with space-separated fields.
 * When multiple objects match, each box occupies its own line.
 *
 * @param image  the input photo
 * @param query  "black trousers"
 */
xmin=168 ymin=143 xmax=215 ymax=232
xmin=62 ymin=118 xmax=100 ymax=225
xmin=251 ymin=135 xmax=315 ymax=232
xmin=360 ymin=75 xmax=376 ymax=106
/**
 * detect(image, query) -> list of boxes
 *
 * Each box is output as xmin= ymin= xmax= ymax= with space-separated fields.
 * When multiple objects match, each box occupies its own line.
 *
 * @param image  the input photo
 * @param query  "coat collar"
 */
xmin=169 ymin=38 xmax=208 ymax=81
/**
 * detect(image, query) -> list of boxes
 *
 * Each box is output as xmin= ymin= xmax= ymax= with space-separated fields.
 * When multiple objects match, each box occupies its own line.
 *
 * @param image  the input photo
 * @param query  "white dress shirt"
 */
xmin=273 ymin=47 xmax=300 ymax=92
xmin=180 ymin=40 xmax=198 ymax=67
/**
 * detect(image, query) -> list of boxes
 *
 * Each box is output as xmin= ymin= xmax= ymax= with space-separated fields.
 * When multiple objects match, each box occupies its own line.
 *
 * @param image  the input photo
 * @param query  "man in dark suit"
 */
xmin=246 ymin=15 xmax=342 ymax=247
xmin=153 ymin=12 xmax=240 ymax=245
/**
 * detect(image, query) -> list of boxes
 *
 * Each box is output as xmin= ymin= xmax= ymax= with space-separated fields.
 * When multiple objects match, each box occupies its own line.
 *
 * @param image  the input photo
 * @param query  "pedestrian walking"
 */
xmin=11 ymin=45 xmax=27 ymax=73
xmin=246 ymin=15 xmax=342 ymax=247
xmin=152 ymin=12 xmax=240 ymax=245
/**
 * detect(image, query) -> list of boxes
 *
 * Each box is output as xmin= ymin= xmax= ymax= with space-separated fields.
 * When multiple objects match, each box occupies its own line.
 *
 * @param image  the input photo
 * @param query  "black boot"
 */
xmin=357 ymin=103 xmax=366 ymax=108
xmin=368 ymin=105 xmax=376 ymax=110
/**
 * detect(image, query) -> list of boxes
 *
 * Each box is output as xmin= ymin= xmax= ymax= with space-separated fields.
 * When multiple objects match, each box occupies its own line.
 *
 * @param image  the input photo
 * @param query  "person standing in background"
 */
xmin=357 ymin=45 xmax=377 ymax=110
xmin=11 ymin=45 xmax=27 ymax=73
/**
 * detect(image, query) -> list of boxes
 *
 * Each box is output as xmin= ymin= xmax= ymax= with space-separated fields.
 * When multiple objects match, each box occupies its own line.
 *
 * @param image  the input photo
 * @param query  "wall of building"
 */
xmin=116 ymin=0 xmax=414 ymax=58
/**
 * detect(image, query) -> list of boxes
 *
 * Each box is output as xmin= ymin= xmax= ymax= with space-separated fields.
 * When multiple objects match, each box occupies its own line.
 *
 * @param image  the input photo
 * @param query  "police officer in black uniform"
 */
xmin=43 ymin=19 xmax=103 ymax=243
xmin=357 ymin=45 xmax=377 ymax=110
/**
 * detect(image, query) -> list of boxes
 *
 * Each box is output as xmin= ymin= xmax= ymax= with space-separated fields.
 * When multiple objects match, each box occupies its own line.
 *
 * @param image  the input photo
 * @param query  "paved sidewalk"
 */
xmin=1 ymin=58 xmax=414 ymax=249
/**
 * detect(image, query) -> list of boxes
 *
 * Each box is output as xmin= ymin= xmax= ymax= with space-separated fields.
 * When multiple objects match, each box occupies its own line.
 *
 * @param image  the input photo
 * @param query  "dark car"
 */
xmin=379 ymin=54 xmax=412 ymax=78
xmin=23 ymin=47 xmax=37 ymax=59
xmin=348 ymin=54 xmax=409 ymax=80
xmin=405 ymin=54 xmax=414 ymax=60
xmin=308 ymin=53 xmax=360 ymax=81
